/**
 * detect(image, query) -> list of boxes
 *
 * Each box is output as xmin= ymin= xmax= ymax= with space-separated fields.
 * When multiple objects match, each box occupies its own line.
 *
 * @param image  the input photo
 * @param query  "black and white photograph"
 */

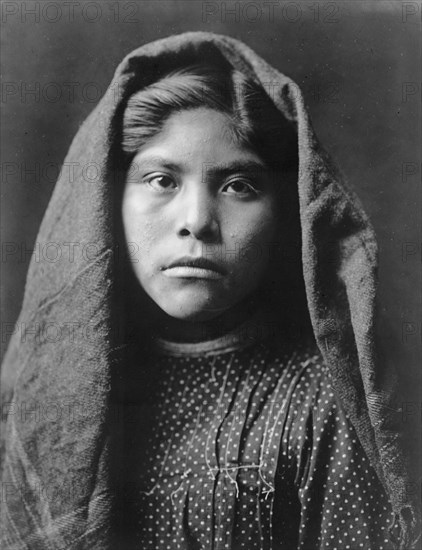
xmin=1 ymin=1 xmax=421 ymax=548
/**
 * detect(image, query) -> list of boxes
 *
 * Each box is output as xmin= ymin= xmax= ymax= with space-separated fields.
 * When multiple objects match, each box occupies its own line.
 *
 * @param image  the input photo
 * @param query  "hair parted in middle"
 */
xmin=121 ymin=64 xmax=298 ymax=175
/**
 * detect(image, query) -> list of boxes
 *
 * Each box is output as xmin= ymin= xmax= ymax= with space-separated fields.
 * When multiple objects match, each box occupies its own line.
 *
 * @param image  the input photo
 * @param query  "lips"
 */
xmin=161 ymin=256 xmax=226 ymax=279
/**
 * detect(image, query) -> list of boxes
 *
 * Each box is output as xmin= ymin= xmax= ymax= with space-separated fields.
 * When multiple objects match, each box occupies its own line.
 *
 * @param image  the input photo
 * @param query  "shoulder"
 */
xmin=266 ymin=335 xmax=344 ymax=427
xmin=270 ymin=335 xmax=335 ymax=398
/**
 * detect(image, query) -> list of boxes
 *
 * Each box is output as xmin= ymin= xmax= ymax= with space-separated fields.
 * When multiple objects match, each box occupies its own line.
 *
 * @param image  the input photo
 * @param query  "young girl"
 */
xmin=1 ymin=32 xmax=419 ymax=550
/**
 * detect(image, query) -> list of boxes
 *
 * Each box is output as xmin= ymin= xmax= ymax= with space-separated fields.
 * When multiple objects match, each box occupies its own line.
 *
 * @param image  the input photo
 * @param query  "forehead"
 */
xmin=131 ymin=108 xmax=266 ymax=171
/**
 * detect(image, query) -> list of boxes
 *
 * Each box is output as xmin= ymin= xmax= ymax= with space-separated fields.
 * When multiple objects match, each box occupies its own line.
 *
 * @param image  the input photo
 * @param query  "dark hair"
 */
xmin=121 ymin=65 xmax=297 ymax=173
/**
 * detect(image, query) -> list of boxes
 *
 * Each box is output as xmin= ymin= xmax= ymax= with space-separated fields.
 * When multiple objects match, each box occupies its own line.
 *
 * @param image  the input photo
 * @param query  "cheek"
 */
xmin=223 ymin=203 xmax=278 ymax=259
xmin=121 ymin=195 xmax=165 ymax=267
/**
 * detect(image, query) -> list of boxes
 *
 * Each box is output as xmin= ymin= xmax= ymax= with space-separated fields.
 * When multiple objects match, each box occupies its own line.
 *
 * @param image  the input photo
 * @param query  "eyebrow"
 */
xmin=134 ymin=155 xmax=268 ymax=178
xmin=203 ymin=160 xmax=268 ymax=179
xmin=132 ymin=156 xmax=182 ymax=172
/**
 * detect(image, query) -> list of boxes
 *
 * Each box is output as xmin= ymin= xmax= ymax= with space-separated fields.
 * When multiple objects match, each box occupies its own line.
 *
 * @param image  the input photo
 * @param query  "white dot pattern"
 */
xmin=119 ymin=340 xmax=394 ymax=549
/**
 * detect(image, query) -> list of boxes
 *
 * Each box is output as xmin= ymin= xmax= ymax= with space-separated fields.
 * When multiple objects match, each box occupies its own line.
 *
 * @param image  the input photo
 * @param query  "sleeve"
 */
xmin=276 ymin=360 xmax=395 ymax=550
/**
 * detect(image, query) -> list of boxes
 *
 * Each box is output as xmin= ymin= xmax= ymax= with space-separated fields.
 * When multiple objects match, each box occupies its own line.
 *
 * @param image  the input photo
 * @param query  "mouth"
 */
xmin=161 ymin=257 xmax=226 ymax=280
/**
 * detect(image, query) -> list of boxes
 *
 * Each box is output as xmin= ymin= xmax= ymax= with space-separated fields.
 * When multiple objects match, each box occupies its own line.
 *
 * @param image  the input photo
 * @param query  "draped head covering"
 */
xmin=1 ymin=31 xmax=419 ymax=549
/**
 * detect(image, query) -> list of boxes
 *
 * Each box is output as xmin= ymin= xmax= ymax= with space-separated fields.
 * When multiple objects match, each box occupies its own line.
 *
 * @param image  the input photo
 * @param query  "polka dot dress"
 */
xmin=116 ymin=331 xmax=394 ymax=549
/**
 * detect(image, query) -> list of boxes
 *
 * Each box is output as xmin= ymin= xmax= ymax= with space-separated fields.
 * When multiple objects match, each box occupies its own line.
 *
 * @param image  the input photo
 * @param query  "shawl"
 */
xmin=1 ymin=31 xmax=419 ymax=549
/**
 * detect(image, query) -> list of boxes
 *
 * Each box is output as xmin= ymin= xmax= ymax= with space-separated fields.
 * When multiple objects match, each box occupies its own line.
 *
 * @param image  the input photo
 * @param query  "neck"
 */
xmin=141 ymin=296 xmax=260 ymax=343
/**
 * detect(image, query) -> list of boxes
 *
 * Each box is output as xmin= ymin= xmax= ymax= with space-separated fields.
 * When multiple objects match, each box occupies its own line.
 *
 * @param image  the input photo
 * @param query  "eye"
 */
xmin=144 ymin=174 xmax=177 ymax=192
xmin=222 ymin=179 xmax=258 ymax=196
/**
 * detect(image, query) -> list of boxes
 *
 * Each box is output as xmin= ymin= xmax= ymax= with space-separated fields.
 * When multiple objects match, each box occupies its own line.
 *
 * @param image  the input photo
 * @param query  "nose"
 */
xmin=176 ymin=184 xmax=220 ymax=242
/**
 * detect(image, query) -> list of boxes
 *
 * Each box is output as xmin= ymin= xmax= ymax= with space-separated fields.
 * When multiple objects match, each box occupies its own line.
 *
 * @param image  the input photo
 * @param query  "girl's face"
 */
xmin=122 ymin=108 xmax=279 ymax=322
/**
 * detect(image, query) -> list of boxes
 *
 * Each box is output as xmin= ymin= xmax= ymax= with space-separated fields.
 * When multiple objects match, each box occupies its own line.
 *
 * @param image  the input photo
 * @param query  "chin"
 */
xmin=155 ymin=290 xmax=233 ymax=323
xmin=162 ymin=303 xmax=225 ymax=323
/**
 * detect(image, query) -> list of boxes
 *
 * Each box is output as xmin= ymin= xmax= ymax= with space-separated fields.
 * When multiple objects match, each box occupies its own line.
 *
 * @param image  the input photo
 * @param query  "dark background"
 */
xmin=1 ymin=0 xmax=420 ymax=394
